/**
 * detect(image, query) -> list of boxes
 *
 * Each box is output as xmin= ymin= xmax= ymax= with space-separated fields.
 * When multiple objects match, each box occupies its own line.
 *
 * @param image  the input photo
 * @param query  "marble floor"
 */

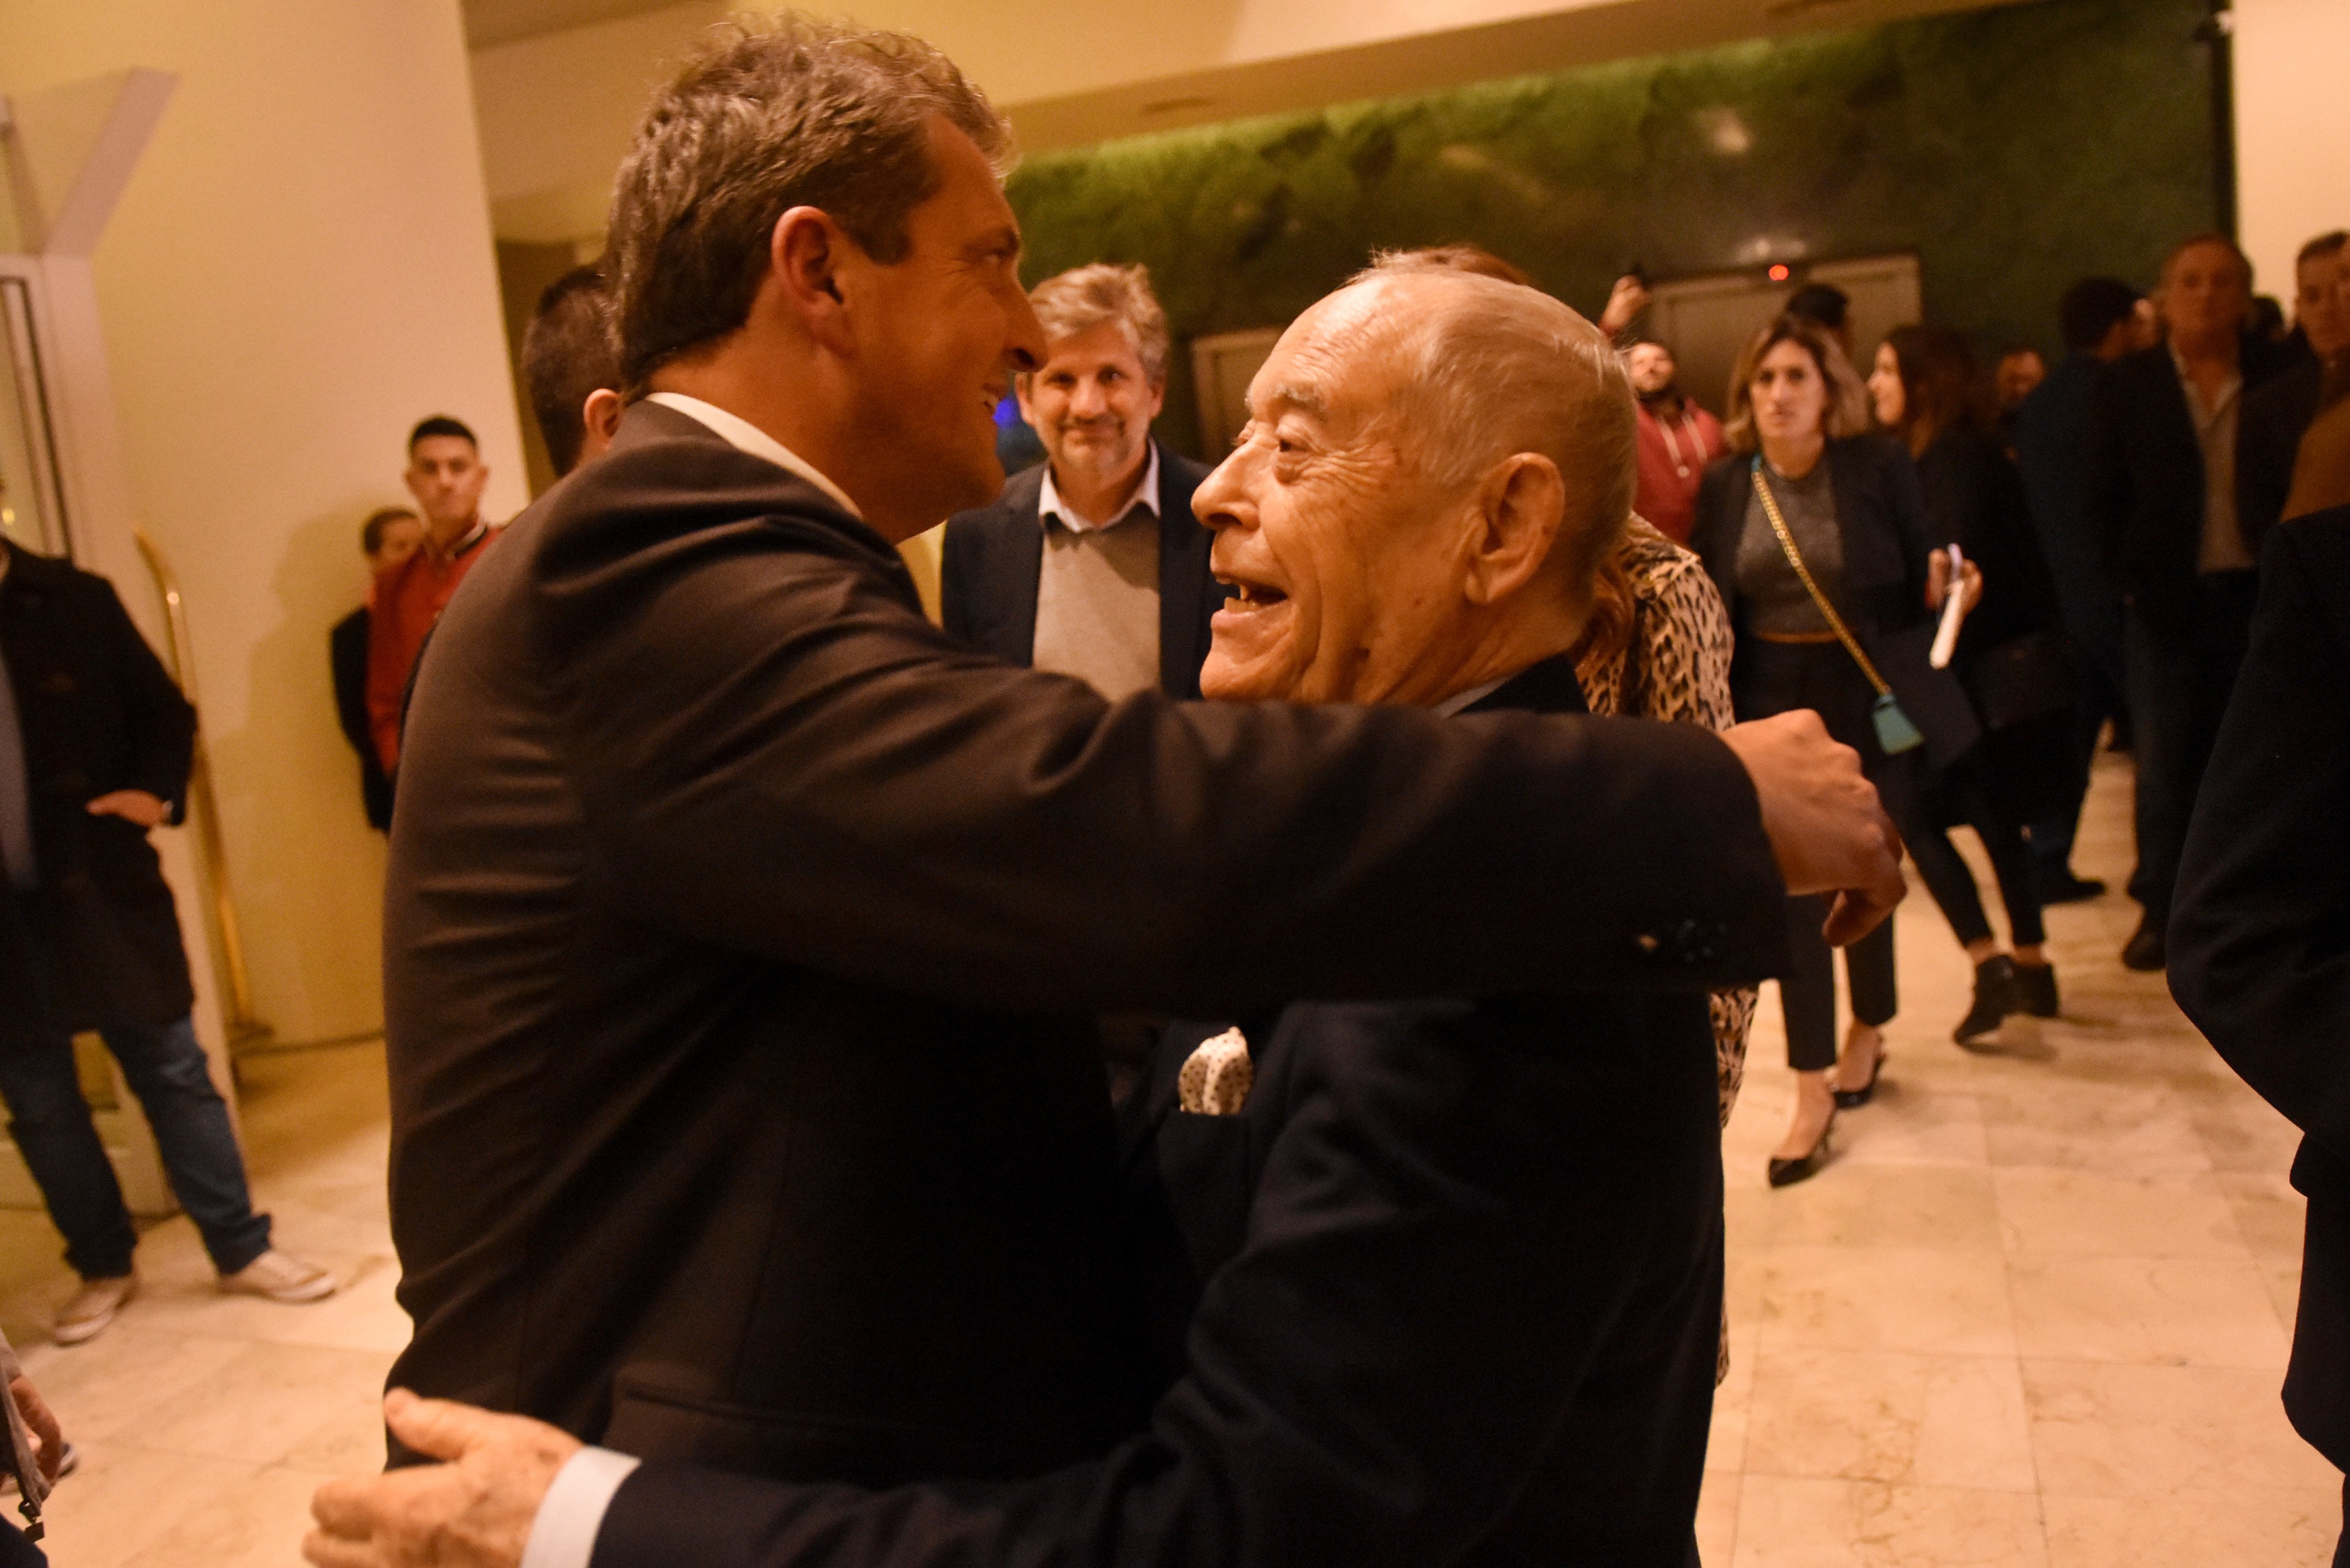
xmin=0 ymin=751 xmax=2334 ymax=1566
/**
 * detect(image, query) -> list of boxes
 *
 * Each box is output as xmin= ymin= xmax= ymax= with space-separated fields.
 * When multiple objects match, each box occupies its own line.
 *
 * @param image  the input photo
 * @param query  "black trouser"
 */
xmin=1914 ymin=764 xmax=2046 ymax=950
xmin=1734 ymin=641 xmax=1910 ymax=1074
xmin=2125 ymin=572 xmax=2258 ymax=922
xmin=2030 ymin=637 xmax=2125 ymax=883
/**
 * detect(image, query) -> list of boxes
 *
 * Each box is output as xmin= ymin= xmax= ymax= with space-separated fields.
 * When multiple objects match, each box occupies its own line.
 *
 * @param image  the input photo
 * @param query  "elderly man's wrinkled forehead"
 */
xmin=1258 ymin=276 xmax=1451 ymax=430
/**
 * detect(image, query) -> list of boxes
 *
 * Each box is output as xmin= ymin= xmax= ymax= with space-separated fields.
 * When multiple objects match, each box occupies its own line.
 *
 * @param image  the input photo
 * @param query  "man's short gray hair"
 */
xmin=1348 ymin=262 xmax=1638 ymax=596
xmin=607 ymin=14 xmax=1010 ymax=392
xmin=1026 ymin=263 xmax=1170 ymax=385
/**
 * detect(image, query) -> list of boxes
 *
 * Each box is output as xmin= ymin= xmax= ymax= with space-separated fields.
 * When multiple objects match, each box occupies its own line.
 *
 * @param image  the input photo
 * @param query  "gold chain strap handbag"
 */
xmin=1749 ymin=458 xmax=1925 ymax=756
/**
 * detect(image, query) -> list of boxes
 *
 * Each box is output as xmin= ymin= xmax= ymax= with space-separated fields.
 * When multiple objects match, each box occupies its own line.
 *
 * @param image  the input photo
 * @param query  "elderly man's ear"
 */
xmin=1460 ymin=453 xmax=1568 ymax=607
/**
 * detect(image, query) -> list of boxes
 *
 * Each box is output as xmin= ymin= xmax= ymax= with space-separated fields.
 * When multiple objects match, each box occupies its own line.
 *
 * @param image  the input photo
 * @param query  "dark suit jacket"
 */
xmin=2014 ymin=353 xmax=2126 ymax=691
xmin=384 ymin=401 xmax=1787 ymax=1489
xmin=2085 ymin=337 xmax=2297 ymax=630
xmin=0 ymin=541 xmax=196 ymax=1040
xmin=939 ymin=446 xmax=1221 ymax=697
xmin=591 ymin=654 xmax=1725 ymax=1567
xmin=330 ymin=607 xmax=395 ymax=831
xmin=2170 ymin=504 xmax=2350 ymax=1470
xmin=2239 ymin=356 xmax=2325 ymax=553
xmin=1691 ymin=436 xmax=1979 ymax=768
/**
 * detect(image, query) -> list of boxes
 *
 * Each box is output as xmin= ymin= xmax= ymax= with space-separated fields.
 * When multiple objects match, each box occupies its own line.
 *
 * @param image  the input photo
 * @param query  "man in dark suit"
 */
xmin=330 ymin=507 xmax=423 ymax=830
xmin=2170 ymin=503 xmax=2350 ymax=1566
xmin=361 ymin=10 xmax=1899 ymax=1535
xmin=0 ymin=539 xmax=332 ymax=1348
xmin=520 ymin=265 xmax=625 ymax=482
xmin=2241 ymin=232 xmax=2348 ymax=551
xmin=2087 ymin=233 xmax=2299 ymax=971
xmin=941 ymin=262 xmax=1220 ymax=699
xmin=311 ymin=258 xmax=1748 ymax=1568
xmin=2014 ymin=277 xmax=2155 ymax=905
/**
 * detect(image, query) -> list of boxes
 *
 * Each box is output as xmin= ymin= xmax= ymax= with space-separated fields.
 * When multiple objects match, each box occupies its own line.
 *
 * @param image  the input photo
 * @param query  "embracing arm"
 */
xmin=550 ymin=514 xmax=1799 ymax=1016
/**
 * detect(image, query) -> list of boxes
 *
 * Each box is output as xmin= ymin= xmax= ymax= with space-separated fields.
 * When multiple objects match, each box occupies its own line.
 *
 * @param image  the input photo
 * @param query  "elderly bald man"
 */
xmin=310 ymin=265 xmax=1767 ymax=1568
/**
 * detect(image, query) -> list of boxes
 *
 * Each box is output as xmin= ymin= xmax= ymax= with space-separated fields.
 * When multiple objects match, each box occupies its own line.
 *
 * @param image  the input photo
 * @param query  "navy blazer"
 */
xmin=2170 ymin=505 xmax=2350 ymax=1470
xmin=1690 ymin=436 xmax=1979 ymax=767
xmin=590 ymin=654 xmax=1734 ymax=1568
xmin=939 ymin=444 xmax=1222 ymax=698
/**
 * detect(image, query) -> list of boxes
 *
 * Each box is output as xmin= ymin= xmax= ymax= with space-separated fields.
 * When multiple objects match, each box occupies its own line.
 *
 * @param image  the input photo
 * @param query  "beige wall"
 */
xmin=1 ymin=0 xmax=529 ymax=1044
xmin=2234 ymin=0 xmax=2350 ymax=303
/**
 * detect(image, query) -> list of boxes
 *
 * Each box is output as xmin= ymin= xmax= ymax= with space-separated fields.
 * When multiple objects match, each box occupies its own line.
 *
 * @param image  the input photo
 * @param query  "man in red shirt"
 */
xmin=367 ymin=417 xmax=498 ymax=776
xmin=1625 ymin=340 xmax=1725 ymax=544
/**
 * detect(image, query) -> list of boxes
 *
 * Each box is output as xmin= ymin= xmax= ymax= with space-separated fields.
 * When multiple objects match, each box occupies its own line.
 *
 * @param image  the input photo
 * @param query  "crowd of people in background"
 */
xmin=328 ymin=223 xmax=2350 ymax=1195
xmin=280 ymin=23 xmax=2348 ymax=1553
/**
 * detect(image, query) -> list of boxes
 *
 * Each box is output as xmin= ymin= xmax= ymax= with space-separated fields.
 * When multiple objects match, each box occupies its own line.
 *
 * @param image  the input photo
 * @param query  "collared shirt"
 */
xmin=644 ymin=392 xmax=863 ymax=520
xmin=2171 ymin=346 xmax=2251 ymax=574
xmin=1433 ymin=674 xmax=1512 ymax=718
xmin=1037 ymin=442 xmax=1162 ymax=534
xmin=1031 ymin=444 xmax=1166 ymax=699
xmin=364 ymin=514 xmax=498 ymax=773
xmin=0 ymin=553 xmax=32 ymax=890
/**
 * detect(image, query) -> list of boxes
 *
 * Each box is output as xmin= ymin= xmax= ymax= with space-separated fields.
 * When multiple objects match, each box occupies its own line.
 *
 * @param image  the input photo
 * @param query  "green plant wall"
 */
xmin=1007 ymin=0 xmax=2219 ymax=458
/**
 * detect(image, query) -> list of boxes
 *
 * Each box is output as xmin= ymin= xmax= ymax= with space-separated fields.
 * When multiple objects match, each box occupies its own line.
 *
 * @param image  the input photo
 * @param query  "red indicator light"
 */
xmin=1768 ymin=264 xmax=1791 ymax=281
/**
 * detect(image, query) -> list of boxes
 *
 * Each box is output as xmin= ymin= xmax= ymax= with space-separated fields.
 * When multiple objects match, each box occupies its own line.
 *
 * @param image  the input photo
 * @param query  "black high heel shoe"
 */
xmin=1767 ymin=1111 xmax=1836 ymax=1188
xmin=1832 ymin=1047 xmax=1888 ymax=1109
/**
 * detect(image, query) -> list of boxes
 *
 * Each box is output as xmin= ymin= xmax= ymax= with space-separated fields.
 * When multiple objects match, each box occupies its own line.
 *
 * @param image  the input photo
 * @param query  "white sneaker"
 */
xmin=55 ymin=1275 xmax=136 ymax=1346
xmin=218 ymin=1249 xmax=337 ymax=1304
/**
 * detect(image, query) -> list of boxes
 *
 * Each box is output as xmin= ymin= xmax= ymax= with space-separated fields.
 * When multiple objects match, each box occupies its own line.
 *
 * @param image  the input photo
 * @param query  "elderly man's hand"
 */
xmin=86 ymin=790 xmax=168 ymax=829
xmin=1721 ymin=710 xmax=1905 ymax=945
xmin=10 ymin=1376 xmax=63 ymax=1486
xmin=304 ymin=1390 xmax=579 ymax=1568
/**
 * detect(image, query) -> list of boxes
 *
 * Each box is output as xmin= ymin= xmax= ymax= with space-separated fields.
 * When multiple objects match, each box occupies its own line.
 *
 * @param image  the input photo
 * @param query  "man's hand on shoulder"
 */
xmin=306 ymin=1390 xmax=578 ymax=1568
xmin=1720 ymin=710 xmax=1905 ymax=945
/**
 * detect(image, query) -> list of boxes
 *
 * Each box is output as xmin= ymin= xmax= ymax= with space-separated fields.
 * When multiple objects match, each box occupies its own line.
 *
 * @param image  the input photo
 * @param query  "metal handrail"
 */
xmin=131 ymin=528 xmax=266 ymax=1046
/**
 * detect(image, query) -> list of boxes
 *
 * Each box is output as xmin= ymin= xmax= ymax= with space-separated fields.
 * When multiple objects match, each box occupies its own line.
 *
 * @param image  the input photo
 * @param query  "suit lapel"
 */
xmin=992 ymin=468 xmax=1047 ymax=666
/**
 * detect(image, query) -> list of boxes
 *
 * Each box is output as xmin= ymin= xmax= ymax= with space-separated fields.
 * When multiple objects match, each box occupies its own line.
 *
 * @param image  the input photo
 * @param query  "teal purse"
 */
xmin=1750 ymin=459 xmax=1924 ymax=757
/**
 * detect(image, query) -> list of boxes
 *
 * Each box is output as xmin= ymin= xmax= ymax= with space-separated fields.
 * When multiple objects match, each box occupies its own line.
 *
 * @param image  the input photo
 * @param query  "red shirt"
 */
xmin=366 ymin=520 xmax=496 ymax=772
xmin=1632 ymin=399 xmax=1726 ymax=544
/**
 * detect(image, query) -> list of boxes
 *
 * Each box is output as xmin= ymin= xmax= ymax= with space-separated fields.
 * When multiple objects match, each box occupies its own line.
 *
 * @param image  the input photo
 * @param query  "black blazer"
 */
xmin=2238 ymin=355 xmax=2325 ymax=555
xmin=2085 ymin=337 xmax=2297 ymax=630
xmin=590 ymin=656 xmax=1727 ymax=1567
xmin=1690 ymin=436 xmax=1978 ymax=767
xmin=384 ymin=401 xmax=1788 ymax=1488
xmin=0 ymin=541 xmax=196 ymax=1038
xmin=2170 ymin=503 xmax=2350 ymax=1470
xmin=939 ymin=445 xmax=1221 ymax=697
xmin=329 ymin=607 xmax=395 ymax=831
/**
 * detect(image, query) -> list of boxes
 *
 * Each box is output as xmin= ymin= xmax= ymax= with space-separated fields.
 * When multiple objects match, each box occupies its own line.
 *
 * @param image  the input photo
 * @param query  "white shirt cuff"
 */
xmin=519 ymin=1446 xmax=641 ymax=1568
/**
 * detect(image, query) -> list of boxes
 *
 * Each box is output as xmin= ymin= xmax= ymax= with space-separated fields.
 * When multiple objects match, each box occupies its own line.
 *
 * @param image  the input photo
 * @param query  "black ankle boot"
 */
xmin=2013 ymin=962 xmax=2059 ymax=1018
xmin=1954 ymin=955 xmax=2019 ymax=1046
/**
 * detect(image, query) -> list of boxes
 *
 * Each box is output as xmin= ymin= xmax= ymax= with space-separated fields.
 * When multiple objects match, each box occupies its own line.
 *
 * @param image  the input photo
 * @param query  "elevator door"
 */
xmin=1644 ymin=254 xmax=1924 ymax=417
xmin=0 ymin=269 xmax=72 ymax=557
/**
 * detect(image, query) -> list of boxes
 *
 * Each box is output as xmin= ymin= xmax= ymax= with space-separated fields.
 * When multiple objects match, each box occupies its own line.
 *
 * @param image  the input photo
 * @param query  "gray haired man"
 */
xmin=940 ymin=263 xmax=1224 ymax=699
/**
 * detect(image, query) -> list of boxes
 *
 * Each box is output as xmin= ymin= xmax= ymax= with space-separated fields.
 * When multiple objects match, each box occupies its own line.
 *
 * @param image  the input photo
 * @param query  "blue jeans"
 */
xmin=0 ymin=1013 xmax=270 ymax=1281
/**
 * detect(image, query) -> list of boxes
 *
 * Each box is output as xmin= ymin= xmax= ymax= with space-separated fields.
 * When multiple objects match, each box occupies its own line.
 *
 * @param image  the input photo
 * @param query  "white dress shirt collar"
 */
xmin=644 ymin=392 xmax=863 ymax=520
xmin=1431 ymin=674 xmax=1514 ymax=718
xmin=1038 ymin=441 xmax=1160 ymax=535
